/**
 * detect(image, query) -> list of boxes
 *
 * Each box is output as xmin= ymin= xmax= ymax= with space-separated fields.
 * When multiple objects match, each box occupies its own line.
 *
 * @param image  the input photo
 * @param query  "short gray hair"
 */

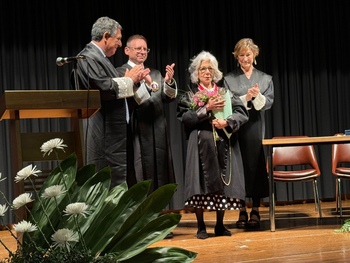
xmin=188 ymin=51 xmax=223 ymax=84
xmin=91 ymin=16 xmax=123 ymax=41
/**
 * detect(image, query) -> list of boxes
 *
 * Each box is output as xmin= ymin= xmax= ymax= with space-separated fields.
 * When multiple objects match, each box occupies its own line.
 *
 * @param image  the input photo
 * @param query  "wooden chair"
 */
xmin=331 ymin=133 xmax=350 ymax=217
xmin=270 ymin=136 xmax=322 ymax=219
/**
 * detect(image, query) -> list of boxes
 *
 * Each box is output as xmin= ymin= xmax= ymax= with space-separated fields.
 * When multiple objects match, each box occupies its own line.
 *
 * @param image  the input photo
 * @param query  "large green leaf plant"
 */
xmin=0 ymin=138 xmax=197 ymax=263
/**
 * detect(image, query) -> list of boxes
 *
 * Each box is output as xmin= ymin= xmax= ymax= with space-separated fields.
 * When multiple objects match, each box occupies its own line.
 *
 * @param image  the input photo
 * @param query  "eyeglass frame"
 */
xmin=198 ymin=67 xmax=214 ymax=73
xmin=127 ymin=46 xmax=151 ymax=53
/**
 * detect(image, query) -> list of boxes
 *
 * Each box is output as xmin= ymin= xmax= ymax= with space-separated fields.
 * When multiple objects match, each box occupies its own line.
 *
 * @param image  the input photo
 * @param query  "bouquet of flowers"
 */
xmin=0 ymin=138 xmax=197 ymax=263
xmin=187 ymin=84 xmax=233 ymax=141
xmin=189 ymin=89 xmax=210 ymax=110
xmin=189 ymin=84 xmax=225 ymax=110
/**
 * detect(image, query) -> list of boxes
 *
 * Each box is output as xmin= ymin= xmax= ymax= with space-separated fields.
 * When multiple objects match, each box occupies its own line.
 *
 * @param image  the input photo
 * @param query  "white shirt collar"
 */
xmin=91 ymin=41 xmax=107 ymax=57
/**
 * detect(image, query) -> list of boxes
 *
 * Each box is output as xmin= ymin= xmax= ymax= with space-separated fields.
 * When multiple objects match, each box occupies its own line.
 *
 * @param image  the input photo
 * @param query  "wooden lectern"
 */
xmin=0 ymin=90 xmax=101 ymax=220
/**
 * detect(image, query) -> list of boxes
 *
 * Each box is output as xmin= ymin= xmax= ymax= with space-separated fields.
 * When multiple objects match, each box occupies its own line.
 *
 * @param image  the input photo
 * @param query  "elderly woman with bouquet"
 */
xmin=177 ymin=51 xmax=249 ymax=239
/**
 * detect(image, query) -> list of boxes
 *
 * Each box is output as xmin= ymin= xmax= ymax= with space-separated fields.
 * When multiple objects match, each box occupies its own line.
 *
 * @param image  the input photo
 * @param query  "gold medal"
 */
xmin=150 ymin=81 xmax=159 ymax=92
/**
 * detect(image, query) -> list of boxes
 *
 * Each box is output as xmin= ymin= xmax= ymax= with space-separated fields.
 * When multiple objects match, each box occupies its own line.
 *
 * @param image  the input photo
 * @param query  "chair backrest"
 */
xmin=332 ymin=133 xmax=350 ymax=175
xmin=271 ymin=136 xmax=321 ymax=179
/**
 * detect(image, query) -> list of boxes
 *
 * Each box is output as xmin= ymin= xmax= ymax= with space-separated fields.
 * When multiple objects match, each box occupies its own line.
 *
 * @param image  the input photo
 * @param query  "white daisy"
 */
xmin=0 ymin=204 xmax=8 ymax=217
xmin=41 ymin=185 xmax=67 ymax=199
xmin=15 ymin=164 xmax=41 ymax=183
xmin=14 ymin=220 xmax=38 ymax=233
xmin=63 ymin=202 xmax=90 ymax=219
xmin=12 ymin=193 xmax=34 ymax=209
xmin=51 ymin=228 xmax=78 ymax=252
xmin=40 ymin=138 xmax=67 ymax=157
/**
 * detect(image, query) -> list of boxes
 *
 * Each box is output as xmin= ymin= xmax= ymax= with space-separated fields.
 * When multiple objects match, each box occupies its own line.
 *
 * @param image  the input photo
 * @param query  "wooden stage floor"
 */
xmin=2 ymin=200 xmax=350 ymax=262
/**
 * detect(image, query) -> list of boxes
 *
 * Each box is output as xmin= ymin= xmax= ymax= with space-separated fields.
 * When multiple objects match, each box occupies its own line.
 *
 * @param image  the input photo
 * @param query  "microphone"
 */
xmin=56 ymin=55 xmax=85 ymax=66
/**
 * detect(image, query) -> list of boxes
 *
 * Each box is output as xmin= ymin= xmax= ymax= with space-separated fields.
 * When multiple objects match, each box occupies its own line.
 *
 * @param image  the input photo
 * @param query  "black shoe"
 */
xmin=196 ymin=229 xmax=209 ymax=239
xmin=236 ymin=211 xmax=248 ymax=229
xmin=247 ymin=210 xmax=261 ymax=229
xmin=215 ymin=226 xmax=232 ymax=236
xmin=165 ymin=232 xmax=174 ymax=239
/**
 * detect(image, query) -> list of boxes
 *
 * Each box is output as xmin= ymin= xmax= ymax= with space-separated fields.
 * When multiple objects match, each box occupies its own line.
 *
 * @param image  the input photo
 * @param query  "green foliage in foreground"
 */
xmin=334 ymin=218 xmax=350 ymax=233
xmin=0 ymin=153 xmax=197 ymax=262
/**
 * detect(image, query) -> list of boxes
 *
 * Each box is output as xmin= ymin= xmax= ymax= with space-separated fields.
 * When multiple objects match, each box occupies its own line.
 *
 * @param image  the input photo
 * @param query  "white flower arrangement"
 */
xmin=41 ymin=185 xmax=66 ymax=199
xmin=40 ymin=138 xmax=67 ymax=157
xmin=51 ymin=228 xmax=78 ymax=252
xmin=12 ymin=193 xmax=34 ymax=210
xmin=63 ymin=202 xmax=90 ymax=219
xmin=13 ymin=221 xmax=37 ymax=233
xmin=0 ymin=138 xmax=197 ymax=263
xmin=14 ymin=165 xmax=41 ymax=183
xmin=0 ymin=204 xmax=8 ymax=217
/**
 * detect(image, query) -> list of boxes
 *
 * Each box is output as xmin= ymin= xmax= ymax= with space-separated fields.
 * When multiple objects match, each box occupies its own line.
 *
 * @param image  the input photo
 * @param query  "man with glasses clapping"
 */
xmin=116 ymin=35 xmax=177 ymax=206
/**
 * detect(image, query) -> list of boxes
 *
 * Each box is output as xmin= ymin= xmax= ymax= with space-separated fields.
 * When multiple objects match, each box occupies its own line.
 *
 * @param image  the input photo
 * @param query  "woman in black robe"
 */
xmin=224 ymin=38 xmax=274 ymax=229
xmin=177 ymin=51 xmax=248 ymax=239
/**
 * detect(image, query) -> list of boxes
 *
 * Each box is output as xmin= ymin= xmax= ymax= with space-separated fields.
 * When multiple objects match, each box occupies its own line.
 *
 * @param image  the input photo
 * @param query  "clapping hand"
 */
xmin=125 ymin=64 xmax=151 ymax=84
xmin=246 ymin=83 xmax=260 ymax=101
xmin=164 ymin=63 xmax=175 ymax=84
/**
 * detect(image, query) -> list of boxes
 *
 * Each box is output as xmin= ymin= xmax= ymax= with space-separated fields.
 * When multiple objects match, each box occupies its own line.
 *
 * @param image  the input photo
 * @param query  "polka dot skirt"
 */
xmin=185 ymin=194 xmax=243 ymax=211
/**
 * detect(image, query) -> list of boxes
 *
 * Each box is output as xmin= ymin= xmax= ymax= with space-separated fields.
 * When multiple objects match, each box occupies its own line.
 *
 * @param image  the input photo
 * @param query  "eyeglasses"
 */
xmin=199 ymin=67 xmax=214 ymax=73
xmin=128 ymin=46 xmax=150 ymax=53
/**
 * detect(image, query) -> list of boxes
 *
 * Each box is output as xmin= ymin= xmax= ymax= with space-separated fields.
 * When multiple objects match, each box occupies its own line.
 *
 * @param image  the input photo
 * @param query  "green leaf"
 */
xmin=112 ymin=214 xmax=181 ymax=260
xmin=30 ymin=153 xmax=77 ymax=215
xmin=122 ymin=247 xmax=198 ymax=263
xmin=81 ymin=182 xmax=129 ymax=248
xmin=58 ymin=167 xmax=111 ymax=233
xmin=75 ymin=163 xmax=96 ymax=186
xmin=84 ymin=180 xmax=151 ymax=255
xmin=26 ymin=153 xmax=78 ymax=248
xmin=102 ymin=184 xmax=178 ymax=257
xmin=15 ymin=150 xmax=197 ymax=262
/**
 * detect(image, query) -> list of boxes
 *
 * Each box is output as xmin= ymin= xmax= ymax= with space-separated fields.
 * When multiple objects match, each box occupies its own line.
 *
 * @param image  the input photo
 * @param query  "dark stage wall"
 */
xmin=1 ymin=0 xmax=350 ymax=223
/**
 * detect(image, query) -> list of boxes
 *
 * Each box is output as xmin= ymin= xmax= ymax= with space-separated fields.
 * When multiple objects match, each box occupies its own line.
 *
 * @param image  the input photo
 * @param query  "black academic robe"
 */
xmin=76 ymin=43 xmax=135 ymax=188
xmin=224 ymin=68 xmax=274 ymax=198
xmin=177 ymin=86 xmax=248 ymax=201
xmin=117 ymin=64 xmax=176 ymax=191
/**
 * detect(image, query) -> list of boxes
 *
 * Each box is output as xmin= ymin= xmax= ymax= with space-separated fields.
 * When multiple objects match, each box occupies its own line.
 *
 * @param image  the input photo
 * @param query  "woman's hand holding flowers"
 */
xmin=206 ymin=96 xmax=226 ymax=111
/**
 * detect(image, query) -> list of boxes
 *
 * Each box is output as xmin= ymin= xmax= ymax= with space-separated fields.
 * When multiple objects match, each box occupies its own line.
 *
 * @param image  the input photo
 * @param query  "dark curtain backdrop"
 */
xmin=1 ymin=0 xmax=350 ymax=223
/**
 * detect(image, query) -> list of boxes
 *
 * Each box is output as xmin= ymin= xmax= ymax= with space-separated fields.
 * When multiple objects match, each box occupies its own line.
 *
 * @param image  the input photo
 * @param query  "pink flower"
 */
xmin=189 ymin=88 xmax=222 ymax=110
